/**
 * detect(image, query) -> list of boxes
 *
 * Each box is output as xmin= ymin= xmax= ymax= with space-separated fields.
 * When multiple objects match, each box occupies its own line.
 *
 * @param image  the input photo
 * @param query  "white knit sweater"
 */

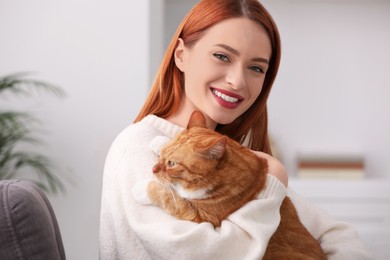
xmin=99 ymin=115 xmax=373 ymax=260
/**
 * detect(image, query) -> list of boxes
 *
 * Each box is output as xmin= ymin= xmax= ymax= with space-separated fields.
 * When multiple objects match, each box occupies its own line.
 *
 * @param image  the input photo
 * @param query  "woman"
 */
xmin=99 ymin=0 xmax=373 ymax=259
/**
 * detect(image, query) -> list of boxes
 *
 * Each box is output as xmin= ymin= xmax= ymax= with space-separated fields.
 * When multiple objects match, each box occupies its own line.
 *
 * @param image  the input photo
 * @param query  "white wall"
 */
xmin=0 ymin=1 xmax=150 ymax=259
xmin=163 ymin=0 xmax=390 ymax=179
xmin=261 ymin=0 xmax=390 ymax=179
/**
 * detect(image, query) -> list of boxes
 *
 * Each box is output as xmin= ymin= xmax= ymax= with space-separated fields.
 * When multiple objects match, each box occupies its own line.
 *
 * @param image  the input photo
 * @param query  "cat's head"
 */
xmin=152 ymin=111 xmax=227 ymax=200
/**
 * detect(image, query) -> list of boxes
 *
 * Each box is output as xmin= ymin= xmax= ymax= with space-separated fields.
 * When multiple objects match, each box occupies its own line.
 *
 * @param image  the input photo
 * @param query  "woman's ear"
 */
xmin=174 ymin=38 xmax=186 ymax=72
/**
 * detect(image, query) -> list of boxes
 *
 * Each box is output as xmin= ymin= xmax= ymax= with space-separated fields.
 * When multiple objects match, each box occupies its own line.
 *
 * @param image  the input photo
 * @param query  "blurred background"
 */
xmin=1 ymin=0 xmax=389 ymax=259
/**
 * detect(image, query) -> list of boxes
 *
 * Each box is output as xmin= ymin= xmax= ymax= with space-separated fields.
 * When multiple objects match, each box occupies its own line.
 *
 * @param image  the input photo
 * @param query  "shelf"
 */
xmin=289 ymin=178 xmax=390 ymax=259
xmin=289 ymin=178 xmax=390 ymax=200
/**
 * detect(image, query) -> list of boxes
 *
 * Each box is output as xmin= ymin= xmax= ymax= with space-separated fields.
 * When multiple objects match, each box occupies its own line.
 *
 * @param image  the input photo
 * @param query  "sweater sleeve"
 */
xmin=288 ymin=189 xmax=375 ymax=260
xmin=99 ymin=125 xmax=287 ymax=260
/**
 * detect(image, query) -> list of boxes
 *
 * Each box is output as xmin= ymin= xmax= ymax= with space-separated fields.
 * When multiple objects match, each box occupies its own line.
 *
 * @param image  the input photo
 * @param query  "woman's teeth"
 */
xmin=212 ymin=89 xmax=239 ymax=103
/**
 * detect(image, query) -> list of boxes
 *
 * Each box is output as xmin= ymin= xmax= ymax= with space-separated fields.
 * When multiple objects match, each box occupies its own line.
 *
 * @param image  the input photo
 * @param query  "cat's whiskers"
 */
xmin=166 ymin=183 xmax=180 ymax=212
xmin=157 ymin=178 xmax=179 ymax=211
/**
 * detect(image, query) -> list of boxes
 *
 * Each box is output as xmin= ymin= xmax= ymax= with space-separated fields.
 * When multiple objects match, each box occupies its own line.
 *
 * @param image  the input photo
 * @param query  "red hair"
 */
xmin=135 ymin=0 xmax=281 ymax=154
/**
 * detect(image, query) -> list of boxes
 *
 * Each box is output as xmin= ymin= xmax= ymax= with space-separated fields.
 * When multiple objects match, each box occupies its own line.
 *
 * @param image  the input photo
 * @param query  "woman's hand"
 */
xmin=251 ymin=151 xmax=288 ymax=188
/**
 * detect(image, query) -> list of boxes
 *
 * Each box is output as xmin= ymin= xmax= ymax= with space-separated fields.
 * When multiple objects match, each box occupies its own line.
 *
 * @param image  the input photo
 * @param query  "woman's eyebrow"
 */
xmin=214 ymin=43 xmax=269 ymax=64
xmin=215 ymin=43 xmax=240 ymax=55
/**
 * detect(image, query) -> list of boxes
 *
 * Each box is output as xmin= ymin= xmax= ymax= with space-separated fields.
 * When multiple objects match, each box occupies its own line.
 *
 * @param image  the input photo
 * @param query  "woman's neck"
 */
xmin=166 ymin=100 xmax=217 ymax=130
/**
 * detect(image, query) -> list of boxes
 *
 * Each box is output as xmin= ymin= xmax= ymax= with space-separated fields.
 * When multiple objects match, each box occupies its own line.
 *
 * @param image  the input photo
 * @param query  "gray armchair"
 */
xmin=0 ymin=179 xmax=66 ymax=260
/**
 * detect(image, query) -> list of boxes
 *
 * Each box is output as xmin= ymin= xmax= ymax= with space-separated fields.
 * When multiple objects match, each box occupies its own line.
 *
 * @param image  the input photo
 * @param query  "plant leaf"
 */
xmin=0 ymin=72 xmax=68 ymax=195
xmin=0 ymin=72 xmax=65 ymax=98
xmin=10 ymin=152 xmax=66 ymax=194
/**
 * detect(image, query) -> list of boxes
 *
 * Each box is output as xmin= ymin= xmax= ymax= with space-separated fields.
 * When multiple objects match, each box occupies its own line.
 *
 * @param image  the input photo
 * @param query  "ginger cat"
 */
xmin=143 ymin=111 xmax=326 ymax=259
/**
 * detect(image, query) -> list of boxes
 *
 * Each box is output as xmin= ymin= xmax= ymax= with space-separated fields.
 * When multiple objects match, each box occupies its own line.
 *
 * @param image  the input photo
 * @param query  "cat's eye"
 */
xmin=167 ymin=160 xmax=176 ymax=167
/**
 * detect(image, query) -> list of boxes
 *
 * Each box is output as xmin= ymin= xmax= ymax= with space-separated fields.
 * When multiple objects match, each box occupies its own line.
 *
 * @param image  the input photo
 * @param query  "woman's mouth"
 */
xmin=210 ymin=88 xmax=243 ymax=109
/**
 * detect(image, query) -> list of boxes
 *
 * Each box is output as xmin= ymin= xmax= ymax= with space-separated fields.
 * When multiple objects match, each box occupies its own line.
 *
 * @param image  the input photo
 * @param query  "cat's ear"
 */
xmin=204 ymin=137 xmax=227 ymax=160
xmin=187 ymin=110 xmax=207 ymax=129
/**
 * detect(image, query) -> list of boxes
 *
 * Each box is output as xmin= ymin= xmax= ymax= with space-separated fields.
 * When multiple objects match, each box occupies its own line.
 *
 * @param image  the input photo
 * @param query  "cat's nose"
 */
xmin=152 ymin=164 xmax=160 ymax=173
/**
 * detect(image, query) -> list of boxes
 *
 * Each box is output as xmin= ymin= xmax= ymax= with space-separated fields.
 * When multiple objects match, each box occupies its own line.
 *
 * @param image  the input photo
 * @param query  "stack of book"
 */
xmin=297 ymin=155 xmax=365 ymax=179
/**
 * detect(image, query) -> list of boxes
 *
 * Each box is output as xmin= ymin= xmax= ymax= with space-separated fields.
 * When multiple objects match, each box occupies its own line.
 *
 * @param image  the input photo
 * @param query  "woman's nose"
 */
xmin=226 ymin=65 xmax=246 ymax=90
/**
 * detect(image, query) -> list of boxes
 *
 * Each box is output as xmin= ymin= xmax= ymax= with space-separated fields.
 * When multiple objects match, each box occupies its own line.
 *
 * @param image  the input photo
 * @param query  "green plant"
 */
xmin=0 ymin=72 xmax=67 ymax=194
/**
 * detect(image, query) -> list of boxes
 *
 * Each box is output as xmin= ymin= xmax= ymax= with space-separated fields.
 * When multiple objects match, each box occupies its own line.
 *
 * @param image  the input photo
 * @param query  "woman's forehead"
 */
xmin=193 ymin=17 xmax=272 ymax=59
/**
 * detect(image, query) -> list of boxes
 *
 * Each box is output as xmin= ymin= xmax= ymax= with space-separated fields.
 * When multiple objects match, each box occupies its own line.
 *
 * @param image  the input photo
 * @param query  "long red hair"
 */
xmin=135 ymin=0 xmax=281 ymax=154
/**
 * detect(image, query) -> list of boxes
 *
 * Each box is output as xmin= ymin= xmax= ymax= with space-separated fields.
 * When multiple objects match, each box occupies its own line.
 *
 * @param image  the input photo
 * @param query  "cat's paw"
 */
xmin=132 ymin=180 xmax=152 ymax=205
xmin=150 ymin=136 xmax=171 ymax=156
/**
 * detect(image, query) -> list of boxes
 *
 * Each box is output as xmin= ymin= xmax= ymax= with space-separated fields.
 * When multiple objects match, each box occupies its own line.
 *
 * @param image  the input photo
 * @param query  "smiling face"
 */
xmin=172 ymin=17 xmax=272 ymax=129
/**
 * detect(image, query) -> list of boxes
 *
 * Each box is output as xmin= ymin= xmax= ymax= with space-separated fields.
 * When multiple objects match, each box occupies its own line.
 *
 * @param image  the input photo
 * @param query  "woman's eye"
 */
xmin=213 ymin=53 xmax=229 ymax=62
xmin=249 ymin=65 xmax=264 ymax=74
xmin=167 ymin=160 xmax=176 ymax=167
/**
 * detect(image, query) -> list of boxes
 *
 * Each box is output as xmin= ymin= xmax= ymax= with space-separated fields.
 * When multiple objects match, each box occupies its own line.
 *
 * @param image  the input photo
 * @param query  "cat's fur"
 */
xmin=146 ymin=111 xmax=326 ymax=259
